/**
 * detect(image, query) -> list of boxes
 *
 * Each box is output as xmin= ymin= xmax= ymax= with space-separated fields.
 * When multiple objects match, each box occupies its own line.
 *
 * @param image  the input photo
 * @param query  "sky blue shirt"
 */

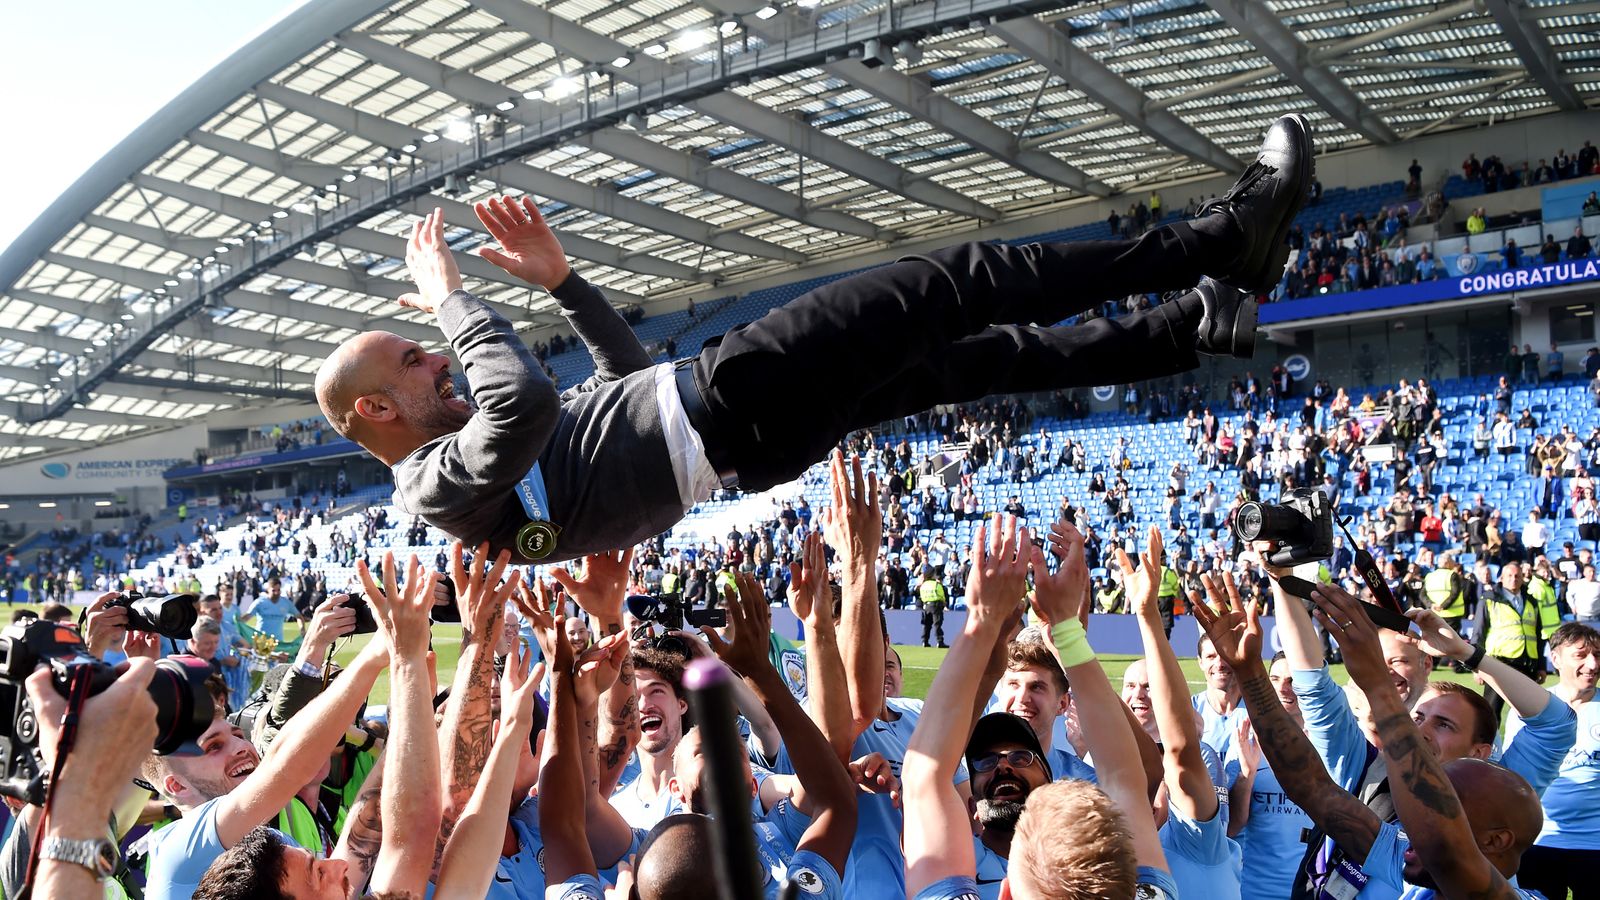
xmin=546 ymin=874 xmax=606 ymax=899
xmin=607 ymin=755 xmax=682 ymax=830
xmin=145 ymin=799 xmax=299 ymax=900
xmin=971 ymin=837 xmax=1009 ymax=900
xmin=1495 ymin=689 xmax=1579 ymax=795
xmin=1233 ymin=754 xmax=1313 ymax=900
xmin=1291 ymin=666 xmax=1369 ymax=791
xmin=1534 ymin=697 xmax=1600 ymax=850
xmin=1194 ymin=692 xmax=1249 ymax=764
xmin=244 ymin=594 xmax=295 ymax=640
xmin=1161 ymin=801 xmax=1243 ymax=900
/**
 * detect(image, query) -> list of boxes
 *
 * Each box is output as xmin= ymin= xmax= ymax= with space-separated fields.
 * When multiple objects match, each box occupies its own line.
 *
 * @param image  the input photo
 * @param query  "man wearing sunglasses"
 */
xmin=962 ymin=712 xmax=1054 ymax=898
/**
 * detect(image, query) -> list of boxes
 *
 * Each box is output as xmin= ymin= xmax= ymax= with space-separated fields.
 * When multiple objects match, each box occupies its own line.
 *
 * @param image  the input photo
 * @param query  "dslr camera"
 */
xmin=0 ymin=621 xmax=214 ymax=805
xmin=626 ymin=594 xmax=726 ymax=655
xmin=106 ymin=591 xmax=200 ymax=640
xmin=1233 ymin=488 xmax=1334 ymax=567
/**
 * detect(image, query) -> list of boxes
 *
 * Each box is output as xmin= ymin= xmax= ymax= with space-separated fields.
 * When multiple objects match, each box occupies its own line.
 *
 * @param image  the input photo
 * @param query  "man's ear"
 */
xmin=163 ymin=772 xmax=189 ymax=802
xmin=353 ymin=393 xmax=396 ymax=424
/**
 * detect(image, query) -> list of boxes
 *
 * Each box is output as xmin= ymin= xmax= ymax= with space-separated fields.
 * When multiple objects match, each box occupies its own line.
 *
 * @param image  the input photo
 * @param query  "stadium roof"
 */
xmin=2 ymin=0 xmax=1597 ymax=462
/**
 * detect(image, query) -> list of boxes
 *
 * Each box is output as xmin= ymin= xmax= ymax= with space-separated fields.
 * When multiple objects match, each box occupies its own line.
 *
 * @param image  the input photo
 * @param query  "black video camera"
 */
xmin=1234 ymin=488 xmax=1334 ymax=567
xmin=0 ymin=621 xmax=214 ymax=805
xmin=626 ymin=593 xmax=725 ymax=655
xmin=106 ymin=591 xmax=199 ymax=640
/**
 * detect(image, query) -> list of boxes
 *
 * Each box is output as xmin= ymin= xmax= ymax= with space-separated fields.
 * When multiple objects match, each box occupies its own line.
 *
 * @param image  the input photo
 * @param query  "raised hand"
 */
xmin=1235 ymin=718 xmax=1263 ymax=778
xmin=1404 ymin=607 xmax=1472 ymax=661
xmin=1193 ymin=572 xmax=1263 ymax=671
xmin=548 ymin=549 xmax=633 ymax=626
xmin=472 ymin=195 xmax=572 ymax=291
xmin=1309 ymin=584 xmax=1391 ymax=692
xmin=1030 ymin=517 xmax=1087 ymax=628
xmin=82 ymin=592 xmax=127 ymax=659
xmin=357 ymin=553 xmax=438 ymax=661
xmin=967 ymin=516 xmax=1031 ymax=632
xmin=450 ymin=541 xmax=517 ymax=645
xmin=787 ymin=531 xmax=829 ymax=627
xmin=512 ymin=578 xmax=559 ymax=662
xmin=820 ymin=451 xmax=884 ymax=574
xmin=849 ymin=751 xmax=902 ymax=807
xmin=572 ymin=632 xmax=631 ymax=707
xmin=499 ymin=636 xmax=545 ymax=731
xmin=299 ymin=592 xmax=357 ymax=664
xmin=702 ymin=574 xmax=776 ymax=678
xmin=397 ymin=208 xmax=464 ymax=315
xmin=1116 ymin=525 xmax=1164 ymax=621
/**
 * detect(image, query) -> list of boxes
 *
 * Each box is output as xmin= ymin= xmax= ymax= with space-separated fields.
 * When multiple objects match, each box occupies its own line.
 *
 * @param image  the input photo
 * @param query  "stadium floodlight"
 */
xmin=215 ymin=245 xmax=229 ymax=254
xmin=120 ymin=314 xmax=134 ymax=321
xmin=271 ymin=210 xmax=289 ymax=219
xmin=341 ymin=172 xmax=357 ymax=183
xmin=547 ymin=76 xmax=580 ymax=100
xmin=421 ymin=132 xmax=441 ymax=143
xmin=496 ymin=97 xmax=517 ymax=111
xmin=757 ymin=5 xmax=779 ymax=18
xmin=644 ymin=43 xmax=668 ymax=56
xmin=611 ymin=55 xmax=632 ymax=69
xmin=679 ymin=28 xmax=712 ymax=49
xmin=719 ymin=18 xmax=740 ymax=35
xmin=797 ymin=0 xmax=820 ymax=10
xmin=625 ymin=112 xmax=648 ymax=130
xmin=163 ymin=279 xmax=179 ymax=287
xmin=401 ymin=141 xmax=419 ymax=153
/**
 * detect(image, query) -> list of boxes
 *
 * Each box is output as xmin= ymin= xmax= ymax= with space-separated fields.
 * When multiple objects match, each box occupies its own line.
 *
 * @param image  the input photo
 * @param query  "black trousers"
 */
xmin=692 ymin=225 xmax=1219 ymax=490
xmin=1520 ymin=845 xmax=1600 ymax=900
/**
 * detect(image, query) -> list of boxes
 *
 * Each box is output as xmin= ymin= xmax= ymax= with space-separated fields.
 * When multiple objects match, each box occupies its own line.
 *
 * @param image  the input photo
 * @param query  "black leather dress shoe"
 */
xmin=1199 ymin=114 xmax=1315 ymax=294
xmin=1193 ymin=277 xmax=1257 ymax=359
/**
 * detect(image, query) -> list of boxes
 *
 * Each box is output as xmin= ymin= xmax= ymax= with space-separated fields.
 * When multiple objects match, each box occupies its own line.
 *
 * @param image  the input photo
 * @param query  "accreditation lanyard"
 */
xmin=513 ymin=463 xmax=560 ymax=560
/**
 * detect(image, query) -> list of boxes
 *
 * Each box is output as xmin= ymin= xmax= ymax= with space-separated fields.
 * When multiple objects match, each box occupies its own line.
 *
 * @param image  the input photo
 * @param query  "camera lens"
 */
xmin=129 ymin=594 xmax=200 ymax=641
xmin=1236 ymin=503 xmax=1267 ymax=541
xmin=1234 ymin=501 xmax=1311 ymax=545
xmin=148 ymin=655 xmax=217 ymax=756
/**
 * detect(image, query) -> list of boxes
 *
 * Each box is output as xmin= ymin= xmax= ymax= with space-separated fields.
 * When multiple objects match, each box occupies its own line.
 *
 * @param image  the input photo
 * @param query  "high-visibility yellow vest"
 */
xmin=276 ymin=797 xmax=325 ymax=856
xmin=1158 ymin=567 xmax=1181 ymax=599
xmin=1528 ymin=576 xmax=1561 ymax=640
xmin=1424 ymin=569 xmax=1464 ymax=618
xmin=919 ymin=580 xmax=947 ymax=606
xmin=1484 ymin=591 xmax=1540 ymax=660
xmin=661 ymin=571 xmax=680 ymax=595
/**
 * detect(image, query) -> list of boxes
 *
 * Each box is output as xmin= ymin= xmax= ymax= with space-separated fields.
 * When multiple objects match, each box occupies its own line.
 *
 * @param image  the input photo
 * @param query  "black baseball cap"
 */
xmin=965 ymin=712 xmax=1052 ymax=781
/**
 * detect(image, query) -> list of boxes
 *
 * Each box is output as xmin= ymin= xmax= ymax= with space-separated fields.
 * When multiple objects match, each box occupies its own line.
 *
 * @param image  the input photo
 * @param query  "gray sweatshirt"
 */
xmin=391 ymin=273 xmax=685 ymax=564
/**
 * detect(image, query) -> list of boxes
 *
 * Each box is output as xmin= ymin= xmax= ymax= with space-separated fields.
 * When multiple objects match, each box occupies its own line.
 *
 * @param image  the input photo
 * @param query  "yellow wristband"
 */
xmin=1051 ymin=618 xmax=1095 ymax=668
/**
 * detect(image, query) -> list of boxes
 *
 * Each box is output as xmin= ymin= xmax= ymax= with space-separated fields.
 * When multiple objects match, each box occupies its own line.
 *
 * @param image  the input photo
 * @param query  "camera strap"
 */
xmin=22 ymin=666 xmax=98 ymax=899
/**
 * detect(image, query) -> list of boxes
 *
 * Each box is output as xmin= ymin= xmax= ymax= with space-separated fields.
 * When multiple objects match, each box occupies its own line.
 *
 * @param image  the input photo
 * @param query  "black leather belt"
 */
xmin=673 ymin=360 xmax=739 ymax=490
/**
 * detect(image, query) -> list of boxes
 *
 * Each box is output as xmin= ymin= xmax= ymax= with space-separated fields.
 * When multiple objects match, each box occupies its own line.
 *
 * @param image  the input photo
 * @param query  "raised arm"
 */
xmin=548 ymin=550 xmax=640 ymax=791
xmin=399 ymin=209 xmax=558 ymax=497
xmin=1035 ymin=520 xmax=1168 ymax=875
xmin=708 ymin=574 xmax=858 ymax=877
xmin=473 ymin=195 xmax=651 ymax=391
xmin=1192 ymin=575 xmax=1381 ymax=862
xmin=434 ymin=543 xmax=520 ymax=876
xmin=789 ymin=531 xmax=854 ymax=762
xmin=1407 ymin=607 xmax=1551 ymax=719
xmin=540 ymin=609 xmax=599 ymax=887
xmin=436 ymin=640 xmax=544 ymax=898
xmin=361 ymin=557 xmax=443 ymax=896
xmin=1311 ymin=585 xmax=1520 ymax=900
xmin=1248 ymin=543 xmax=1325 ymax=672
xmin=215 ymin=564 xmax=393 ymax=849
xmin=1126 ymin=528 xmax=1216 ymax=821
xmin=903 ymin=518 xmax=1029 ymax=896
xmin=822 ymin=452 xmax=886 ymax=736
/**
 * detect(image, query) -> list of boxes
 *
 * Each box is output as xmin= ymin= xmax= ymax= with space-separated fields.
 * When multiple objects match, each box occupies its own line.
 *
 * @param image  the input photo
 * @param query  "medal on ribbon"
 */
xmin=513 ymin=463 xmax=559 ymax=560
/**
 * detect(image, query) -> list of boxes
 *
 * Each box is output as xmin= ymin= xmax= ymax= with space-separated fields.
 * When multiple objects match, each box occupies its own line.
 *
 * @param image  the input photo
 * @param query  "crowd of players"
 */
xmin=11 ymin=438 xmax=1598 ymax=900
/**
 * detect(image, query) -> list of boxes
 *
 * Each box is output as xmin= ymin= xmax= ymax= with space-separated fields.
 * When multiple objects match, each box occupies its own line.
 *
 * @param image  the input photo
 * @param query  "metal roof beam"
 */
xmin=821 ymin=60 xmax=1113 ymax=196
xmin=109 ymin=374 xmax=315 ymax=402
xmin=475 ymin=0 xmax=1003 ymax=221
xmin=1482 ymin=0 xmax=1585 ymax=111
xmin=0 ymin=432 xmax=93 ymax=450
xmin=338 ymin=30 xmax=837 ymax=254
xmin=56 ymin=407 xmax=178 ymax=428
xmin=1205 ymin=0 xmax=1399 ymax=144
xmin=254 ymin=82 xmax=712 ymax=282
xmin=987 ymin=17 xmax=1245 ymax=176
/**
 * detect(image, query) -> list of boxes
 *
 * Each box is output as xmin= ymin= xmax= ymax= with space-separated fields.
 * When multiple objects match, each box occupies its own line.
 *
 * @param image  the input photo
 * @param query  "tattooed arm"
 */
xmin=596 ymin=646 xmax=638 ymax=797
xmin=1194 ymin=575 xmax=1381 ymax=861
xmin=1311 ymin=586 xmax=1520 ymax=900
xmin=821 ymin=452 xmax=887 ymax=736
xmin=433 ymin=543 xmax=519 ymax=877
xmin=570 ymin=633 xmax=638 ymax=868
xmin=331 ymin=754 xmax=385 ymax=898
xmin=550 ymin=550 xmax=639 ymax=795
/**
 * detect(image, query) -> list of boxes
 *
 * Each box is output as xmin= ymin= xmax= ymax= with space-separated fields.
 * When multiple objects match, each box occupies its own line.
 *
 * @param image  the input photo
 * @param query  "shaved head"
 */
xmin=314 ymin=330 xmax=472 ymax=462
xmin=634 ymin=814 xmax=712 ymax=900
xmin=1401 ymin=759 xmax=1543 ymax=887
xmin=315 ymin=332 xmax=393 ymax=440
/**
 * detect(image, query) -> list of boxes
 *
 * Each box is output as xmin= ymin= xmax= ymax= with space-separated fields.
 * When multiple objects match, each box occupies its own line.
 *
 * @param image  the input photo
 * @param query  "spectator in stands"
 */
xmin=1466 ymin=207 xmax=1487 ymax=234
xmin=1548 ymin=343 xmax=1566 ymax=383
xmin=1309 ymin=177 xmax=1322 ymax=205
xmin=1523 ymin=344 xmax=1543 ymax=386
xmin=1571 ymin=226 xmax=1595 ymax=260
xmin=1580 ymin=141 xmax=1599 ymax=176
xmin=1541 ymin=233 xmax=1562 ymax=264
xmin=1464 ymin=152 xmax=1481 ymax=181
xmin=1585 ymin=347 xmax=1600 ymax=381
xmin=1555 ymin=148 xmax=1574 ymax=179
xmin=1406 ymin=158 xmax=1422 ymax=194
xmin=1504 ymin=237 xmax=1522 ymax=269
xmin=1533 ymin=158 xmax=1555 ymax=184
xmin=1495 ymin=374 xmax=1515 ymax=414
xmin=1585 ymin=191 xmax=1600 ymax=216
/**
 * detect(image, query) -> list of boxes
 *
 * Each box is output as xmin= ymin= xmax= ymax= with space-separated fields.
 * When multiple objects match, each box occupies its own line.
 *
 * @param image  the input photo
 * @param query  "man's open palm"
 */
xmin=474 ymin=195 xmax=572 ymax=291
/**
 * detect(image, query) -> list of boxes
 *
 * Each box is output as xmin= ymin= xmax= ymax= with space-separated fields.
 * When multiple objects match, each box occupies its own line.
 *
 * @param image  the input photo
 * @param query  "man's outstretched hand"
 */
xmin=474 ymin=195 xmax=572 ymax=292
xmin=398 ymin=208 xmax=463 ymax=314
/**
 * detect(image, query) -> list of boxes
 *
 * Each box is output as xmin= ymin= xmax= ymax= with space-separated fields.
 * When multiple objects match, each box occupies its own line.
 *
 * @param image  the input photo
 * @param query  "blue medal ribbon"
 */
xmin=513 ymin=463 xmax=560 ymax=559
